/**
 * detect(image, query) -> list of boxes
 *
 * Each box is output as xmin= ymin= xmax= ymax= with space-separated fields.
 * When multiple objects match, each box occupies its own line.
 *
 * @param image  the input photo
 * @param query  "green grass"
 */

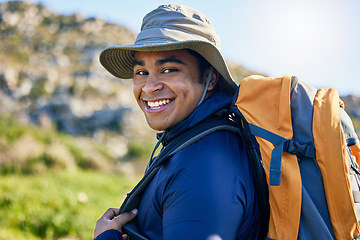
xmin=0 ymin=171 xmax=139 ymax=240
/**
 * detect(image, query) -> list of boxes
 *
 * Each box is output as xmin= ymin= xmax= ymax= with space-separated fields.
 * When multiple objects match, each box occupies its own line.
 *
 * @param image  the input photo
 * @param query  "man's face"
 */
xmin=132 ymin=50 xmax=205 ymax=131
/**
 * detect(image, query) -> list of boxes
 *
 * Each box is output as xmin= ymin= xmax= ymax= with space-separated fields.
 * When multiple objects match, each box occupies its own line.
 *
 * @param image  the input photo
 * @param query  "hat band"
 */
xmin=135 ymin=26 xmax=218 ymax=48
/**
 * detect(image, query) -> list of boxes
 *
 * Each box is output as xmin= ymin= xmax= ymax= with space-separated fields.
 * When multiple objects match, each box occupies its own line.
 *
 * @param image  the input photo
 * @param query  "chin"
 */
xmin=147 ymin=121 xmax=167 ymax=131
xmin=149 ymin=126 xmax=164 ymax=131
xmin=145 ymin=115 xmax=175 ymax=131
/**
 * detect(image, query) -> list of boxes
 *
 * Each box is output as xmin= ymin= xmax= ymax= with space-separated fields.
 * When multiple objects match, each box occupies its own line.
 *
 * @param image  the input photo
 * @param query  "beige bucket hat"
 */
xmin=99 ymin=4 xmax=237 ymax=93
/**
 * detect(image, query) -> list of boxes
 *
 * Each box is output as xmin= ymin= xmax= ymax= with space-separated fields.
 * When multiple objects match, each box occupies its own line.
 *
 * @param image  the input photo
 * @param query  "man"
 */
xmin=94 ymin=4 xmax=260 ymax=240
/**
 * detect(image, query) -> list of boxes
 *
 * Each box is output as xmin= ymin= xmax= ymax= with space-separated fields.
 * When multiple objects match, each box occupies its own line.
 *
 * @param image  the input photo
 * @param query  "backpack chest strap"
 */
xmin=249 ymin=123 xmax=316 ymax=186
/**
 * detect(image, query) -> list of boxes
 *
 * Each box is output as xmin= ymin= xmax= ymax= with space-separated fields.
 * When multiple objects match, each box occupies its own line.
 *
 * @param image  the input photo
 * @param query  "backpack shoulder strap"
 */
xmin=120 ymin=115 xmax=263 ymax=239
xmin=229 ymin=103 xmax=270 ymax=240
xmin=120 ymin=116 xmax=235 ymax=211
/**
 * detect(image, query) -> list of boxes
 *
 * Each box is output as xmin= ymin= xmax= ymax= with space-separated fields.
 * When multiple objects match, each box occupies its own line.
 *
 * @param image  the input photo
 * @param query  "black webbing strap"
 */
xmin=121 ymin=113 xmax=269 ymax=240
xmin=230 ymin=105 xmax=270 ymax=240
xmin=120 ymin=117 xmax=239 ymax=238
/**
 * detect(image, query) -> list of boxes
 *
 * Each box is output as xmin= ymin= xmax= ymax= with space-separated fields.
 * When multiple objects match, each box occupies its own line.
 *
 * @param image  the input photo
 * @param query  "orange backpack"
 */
xmin=235 ymin=75 xmax=360 ymax=239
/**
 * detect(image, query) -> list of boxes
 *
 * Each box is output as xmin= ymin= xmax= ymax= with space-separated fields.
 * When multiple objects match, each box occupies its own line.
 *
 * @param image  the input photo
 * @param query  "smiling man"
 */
xmin=132 ymin=50 xmax=217 ymax=131
xmin=94 ymin=4 xmax=261 ymax=240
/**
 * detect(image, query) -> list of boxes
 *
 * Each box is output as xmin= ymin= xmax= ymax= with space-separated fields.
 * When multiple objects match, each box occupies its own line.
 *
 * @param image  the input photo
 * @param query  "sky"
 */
xmin=5 ymin=0 xmax=360 ymax=96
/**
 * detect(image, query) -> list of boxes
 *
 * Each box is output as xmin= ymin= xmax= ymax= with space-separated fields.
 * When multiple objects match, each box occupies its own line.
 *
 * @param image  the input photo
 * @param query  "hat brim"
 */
xmin=99 ymin=40 xmax=238 ymax=94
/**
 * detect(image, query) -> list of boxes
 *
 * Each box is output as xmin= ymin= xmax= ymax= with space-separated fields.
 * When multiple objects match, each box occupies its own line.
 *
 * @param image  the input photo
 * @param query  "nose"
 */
xmin=142 ymin=73 xmax=163 ymax=94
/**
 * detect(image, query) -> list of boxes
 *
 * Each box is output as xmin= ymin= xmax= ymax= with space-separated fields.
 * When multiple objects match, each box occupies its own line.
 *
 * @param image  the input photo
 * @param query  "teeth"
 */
xmin=147 ymin=99 xmax=170 ymax=108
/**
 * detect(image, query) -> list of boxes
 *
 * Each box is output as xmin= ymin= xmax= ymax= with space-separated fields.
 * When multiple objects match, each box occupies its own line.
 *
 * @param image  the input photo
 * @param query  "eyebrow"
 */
xmin=156 ymin=57 xmax=185 ymax=66
xmin=132 ymin=56 xmax=186 ymax=68
xmin=132 ymin=59 xmax=145 ymax=68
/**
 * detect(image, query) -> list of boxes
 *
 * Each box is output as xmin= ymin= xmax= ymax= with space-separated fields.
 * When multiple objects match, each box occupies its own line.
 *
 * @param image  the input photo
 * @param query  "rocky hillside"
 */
xmin=0 ymin=1 xmax=260 ymax=137
xmin=0 ymin=1 xmax=151 ymax=173
xmin=0 ymin=1 xmax=359 ymax=173
xmin=0 ymin=1 xmax=138 ymax=134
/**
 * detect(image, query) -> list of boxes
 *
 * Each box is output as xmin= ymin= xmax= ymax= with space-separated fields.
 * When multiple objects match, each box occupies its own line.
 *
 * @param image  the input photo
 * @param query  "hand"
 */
xmin=94 ymin=208 xmax=138 ymax=239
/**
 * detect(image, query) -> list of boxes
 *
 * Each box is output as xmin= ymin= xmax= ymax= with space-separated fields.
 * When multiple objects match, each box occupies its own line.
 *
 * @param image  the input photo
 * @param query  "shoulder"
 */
xmin=160 ymin=130 xmax=253 ymax=186
xmin=172 ymin=130 xmax=247 ymax=168
xmin=158 ymin=130 xmax=259 ymax=234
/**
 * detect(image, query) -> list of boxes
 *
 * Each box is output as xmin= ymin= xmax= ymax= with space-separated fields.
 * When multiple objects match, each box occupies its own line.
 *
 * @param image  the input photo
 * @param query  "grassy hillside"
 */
xmin=0 ymin=171 xmax=138 ymax=240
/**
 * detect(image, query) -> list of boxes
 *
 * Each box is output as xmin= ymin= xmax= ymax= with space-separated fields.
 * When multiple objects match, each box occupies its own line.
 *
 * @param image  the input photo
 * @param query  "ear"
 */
xmin=204 ymin=67 xmax=219 ymax=91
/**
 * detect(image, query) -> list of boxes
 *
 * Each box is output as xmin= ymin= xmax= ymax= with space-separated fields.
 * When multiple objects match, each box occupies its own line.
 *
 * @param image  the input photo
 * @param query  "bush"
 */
xmin=0 ymin=115 xmax=121 ymax=174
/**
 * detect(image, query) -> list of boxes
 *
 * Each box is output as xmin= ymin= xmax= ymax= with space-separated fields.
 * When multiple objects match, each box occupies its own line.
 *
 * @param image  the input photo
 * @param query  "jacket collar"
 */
xmin=157 ymin=91 xmax=233 ymax=146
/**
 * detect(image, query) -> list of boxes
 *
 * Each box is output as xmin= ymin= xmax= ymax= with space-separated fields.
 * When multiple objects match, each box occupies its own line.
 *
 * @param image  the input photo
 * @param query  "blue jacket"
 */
xmin=138 ymin=92 xmax=259 ymax=240
xmin=96 ymin=92 xmax=260 ymax=240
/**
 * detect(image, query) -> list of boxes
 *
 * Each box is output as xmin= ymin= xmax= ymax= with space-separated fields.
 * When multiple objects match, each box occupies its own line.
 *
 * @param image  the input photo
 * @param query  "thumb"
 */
xmin=113 ymin=209 xmax=138 ymax=227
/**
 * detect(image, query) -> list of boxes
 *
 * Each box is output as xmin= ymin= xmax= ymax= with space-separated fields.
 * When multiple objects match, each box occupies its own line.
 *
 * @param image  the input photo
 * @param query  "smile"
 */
xmin=146 ymin=99 xmax=171 ymax=110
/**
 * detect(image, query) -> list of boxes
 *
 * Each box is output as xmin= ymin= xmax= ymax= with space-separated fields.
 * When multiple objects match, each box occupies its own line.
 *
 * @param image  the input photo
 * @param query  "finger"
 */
xmin=102 ymin=208 xmax=119 ymax=219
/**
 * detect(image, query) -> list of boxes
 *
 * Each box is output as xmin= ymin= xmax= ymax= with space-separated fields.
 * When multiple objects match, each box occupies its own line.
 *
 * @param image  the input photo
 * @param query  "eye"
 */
xmin=162 ymin=68 xmax=178 ymax=74
xmin=135 ymin=70 xmax=148 ymax=76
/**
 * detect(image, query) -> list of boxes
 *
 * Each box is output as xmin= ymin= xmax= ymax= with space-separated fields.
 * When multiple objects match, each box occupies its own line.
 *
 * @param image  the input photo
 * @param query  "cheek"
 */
xmin=178 ymin=82 xmax=204 ymax=103
xmin=133 ymin=83 xmax=143 ymax=106
xmin=175 ymin=85 xmax=203 ymax=115
xmin=133 ymin=80 xmax=141 ymax=97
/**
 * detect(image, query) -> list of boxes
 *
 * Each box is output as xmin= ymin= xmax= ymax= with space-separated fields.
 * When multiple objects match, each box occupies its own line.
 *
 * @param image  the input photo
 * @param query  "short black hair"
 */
xmin=186 ymin=49 xmax=211 ymax=83
xmin=187 ymin=49 xmax=220 ymax=92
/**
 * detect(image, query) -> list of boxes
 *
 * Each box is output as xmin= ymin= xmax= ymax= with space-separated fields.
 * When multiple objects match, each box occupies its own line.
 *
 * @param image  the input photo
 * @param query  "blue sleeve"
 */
xmin=94 ymin=229 xmax=123 ymax=240
xmin=161 ymin=132 xmax=259 ymax=240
